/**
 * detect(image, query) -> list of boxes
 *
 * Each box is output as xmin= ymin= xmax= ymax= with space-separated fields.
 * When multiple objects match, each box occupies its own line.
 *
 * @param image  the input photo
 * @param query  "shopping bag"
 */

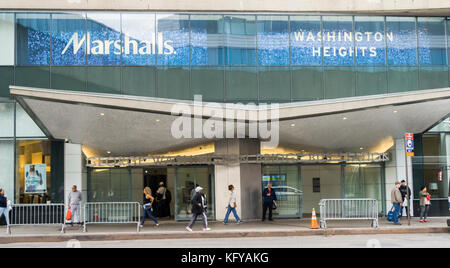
xmin=66 ymin=209 xmax=72 ymax=221
xmin=387 ymin=206 xmax=395 ymax=222
xmin=6 ymin=200 xmax=12 ymax=212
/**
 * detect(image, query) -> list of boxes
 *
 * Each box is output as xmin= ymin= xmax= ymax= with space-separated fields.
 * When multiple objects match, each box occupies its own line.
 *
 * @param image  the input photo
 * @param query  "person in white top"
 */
xmin=223 ymin=185 xmax=242 ymax=224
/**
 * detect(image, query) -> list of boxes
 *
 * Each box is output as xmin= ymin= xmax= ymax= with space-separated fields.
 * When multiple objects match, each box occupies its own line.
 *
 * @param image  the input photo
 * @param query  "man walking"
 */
xmin=399 ymin=180 xmax=412 ymax=218
xmin=0 ymin=188 xmax=10 ymax=233
xmin=262 ymin=183 xmax=277 ymax=221
xmin=68 ymin=185 xmax=82 ymax=226
xmin=391 ymin=181 xmax=403 ymax=225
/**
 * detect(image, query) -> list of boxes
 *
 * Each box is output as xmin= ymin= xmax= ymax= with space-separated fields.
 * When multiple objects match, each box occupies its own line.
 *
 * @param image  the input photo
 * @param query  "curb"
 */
xmin=0 ymin=227 xmax=448 ymax=244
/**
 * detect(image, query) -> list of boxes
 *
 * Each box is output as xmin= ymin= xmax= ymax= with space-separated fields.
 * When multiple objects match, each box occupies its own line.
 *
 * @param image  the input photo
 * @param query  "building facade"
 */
xmin=1 ymin=0 xmax=449 ymax=222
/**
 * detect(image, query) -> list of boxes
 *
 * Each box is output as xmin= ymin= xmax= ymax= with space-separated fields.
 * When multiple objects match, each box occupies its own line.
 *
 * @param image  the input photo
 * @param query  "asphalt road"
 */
xmin=1 ymin=233 xmax=449 ymax=248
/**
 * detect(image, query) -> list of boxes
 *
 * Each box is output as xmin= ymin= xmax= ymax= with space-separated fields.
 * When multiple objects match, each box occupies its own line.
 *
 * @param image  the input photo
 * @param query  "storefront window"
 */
xmin=16 ymin=140 xmax=53 ymax=204
xmin=122 ymin=13 xmax=156 ymax=66
xmin=0 ymin=13 xmax=15 ymax=65
xmin=175 ymin=166 xmax=214 ymax=220
xmin=257 ymin=15 xmax=289 ymax=66
xmin=16 ymin=13 xmax=51 ymax=66
xmin=290 ymin=16 xmax=321 ymax=66
xmin=190 ymin=15 xmax=224 ymax=66
xmin=386 ymin=17 xmax=417 ymax=66
xmin=87 ymin=13 xmax=121 ymax=65
xmin=224 ymin=15 xmax=256 ymax=66
xmin=418 ymin=17 xmax=447 ymax=66
xmin=156 ymin=14 xmax=189 ymax=66
xmin=52 ymin=13 xmax=87 ymax=65
xmin=262 ymin=165 xmax=301 ymax=218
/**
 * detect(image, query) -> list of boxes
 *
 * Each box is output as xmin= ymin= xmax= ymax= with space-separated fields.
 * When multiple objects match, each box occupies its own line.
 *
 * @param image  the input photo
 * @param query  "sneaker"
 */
xmin=203 ymin=228 xmax=211 ymax=231
xmin=186 ymin=227 xmax=193 ymax=232
xmin=237 ymin=221 xmax=242 ymax=224
xmin=155 ymin=223 xmax=160 ymax=227
xmin=223 ymin=222 xmax=228 ymax=225
xmin=424 ymin=220 xmax=429 ymax=223
xmin=419 ymin=220 xmax=424 ymax=223
xmin=140 ymin=225 xmax=144 ymax=228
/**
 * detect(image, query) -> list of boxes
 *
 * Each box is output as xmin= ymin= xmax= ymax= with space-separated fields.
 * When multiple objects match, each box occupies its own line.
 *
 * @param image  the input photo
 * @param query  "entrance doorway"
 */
xmin=143 ymin=168 xmax=172 ymax=219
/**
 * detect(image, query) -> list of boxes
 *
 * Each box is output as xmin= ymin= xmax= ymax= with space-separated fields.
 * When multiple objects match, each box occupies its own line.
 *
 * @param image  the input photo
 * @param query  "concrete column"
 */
xmin=441 ymin=133 xmax=450 ymax=198
xmin=214 ymin=139 xmax=261 ymax=221
xmin=385 ymin=139 xmax=413 ymax=216
xmin=64 ymin=143 xmax=87 ymax=208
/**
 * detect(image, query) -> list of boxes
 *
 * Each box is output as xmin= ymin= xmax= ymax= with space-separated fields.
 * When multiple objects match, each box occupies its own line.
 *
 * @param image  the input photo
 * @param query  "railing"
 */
xmin=83 ymin=202 xmax=141 ymax=233
xmin=272 ymin=193 xmax=303 ymax=218
xmin=7 ymin=203 xmax=66 ymax=234
xmin=319 ymin=199 xmax=378 ymax=229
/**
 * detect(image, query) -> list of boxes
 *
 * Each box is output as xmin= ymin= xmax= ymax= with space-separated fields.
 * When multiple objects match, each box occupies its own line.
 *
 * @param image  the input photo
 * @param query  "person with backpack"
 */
xmin=223 ymin=184 xmax=242 ymax=225
xmin=140 ymin=187 xmax=159 ymax=228
xmin=186 ymin=186 xmax=210 ymax=232
xmin=419 ymin=186 xmax=431 ymax=223
xmin=0 ymin=188 xmax=10 ymax=232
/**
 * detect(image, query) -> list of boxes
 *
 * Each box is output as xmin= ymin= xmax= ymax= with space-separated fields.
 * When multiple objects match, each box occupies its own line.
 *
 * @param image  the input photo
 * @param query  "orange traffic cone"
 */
xmin=310 ymin=208 xmax=319 ymax=229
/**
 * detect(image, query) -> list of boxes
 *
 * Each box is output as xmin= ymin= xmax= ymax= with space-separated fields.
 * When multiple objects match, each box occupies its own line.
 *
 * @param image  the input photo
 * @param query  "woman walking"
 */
xmin=223 ymin=185 xmax=242 ymax=224
xmin=186 ymin=186 xmax=210 ymax=232
xmin=419 ymin=186 xmax=431 ymax=223
xmin=140 ymin=187 xmax=159 ymax=228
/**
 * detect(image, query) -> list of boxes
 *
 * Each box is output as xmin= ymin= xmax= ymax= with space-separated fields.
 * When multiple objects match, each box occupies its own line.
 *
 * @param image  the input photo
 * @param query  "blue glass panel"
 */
xmin=87 ymin=13 xmax=121 ymax=65
xmin=257 ymin=16 xmax=289 ymax=66
xmin=386 ymin=17 xmax=417 ymax=66
xmin=355 ymin=16 xmax=386 ymax=66
xmin=418 ymin=17 xmax=447 ymax=66
xmin=156 ymin=14 xmax=189 ymax=66
xmin=290 ymin=16 xmax=322 ymax=66
xmin=16 ymin=13 xmax=51 ymax=65
xmin=122 ymin=13 xmax=156 ymax=65
xmin=190 ymin=15 xmax=223 ymax=66
xmin=224 ymin=15 xmax=256 ymax=65
xmin=52 ymin=13 xmax=86 ymax=66
xmin=322 ymin=16 xmax=354 ymax=66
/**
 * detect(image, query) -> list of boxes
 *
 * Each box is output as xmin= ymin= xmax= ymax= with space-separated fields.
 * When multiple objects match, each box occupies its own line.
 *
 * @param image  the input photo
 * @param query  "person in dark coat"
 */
xmin=262 ymin=183 xmax=277 ymax=221
xmin=186 ymin=186 xmax=210 ymax=232
xmin=399 ymin=180 xmax=412 ymax=218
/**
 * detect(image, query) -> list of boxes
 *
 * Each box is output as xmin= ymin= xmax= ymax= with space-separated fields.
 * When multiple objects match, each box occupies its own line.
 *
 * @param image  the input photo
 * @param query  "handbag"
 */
xmin=387 ymin=206 xmax=395 ymax=222
xmin=272 ymin=200 xmax=277 ymax=210
xmin=66 ymin=209 xmax=72 ymax=221
xmin=6 ymin=200 xmax=12 ymax=212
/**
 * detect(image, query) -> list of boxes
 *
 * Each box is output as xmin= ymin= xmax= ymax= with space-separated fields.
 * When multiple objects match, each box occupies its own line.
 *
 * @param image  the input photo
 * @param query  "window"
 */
xmin=418 ymin=17 xmax=447 ymax=66
xmin=386 ymin=17 xmax=417 ymax=66
xmin=290 ymin=16 xmax=322 ymax=66
xmin=16 ymin=13 xmax=51 ymax=65
xmin=224 ymin=15 xmax=256 ymax=66
xmin=122 ymin=66 xmax=156 ymax=97
xmin=156 ymin=14 xmax=189 ymax=66
xmin=122 ymin=13 xmax=156 ymax=66
xmin=52 ymin=13 xmax=87 ymax=66
xmin=0 ymin=13 xmax=15 ymax=65
xmin=355 ymin=16 xmax=386 ymax=66
xmin=190 ymin=15 xmax=224 ymax=66
xmin=257 ymin=16 xmax=289 ymax=66
xmin=87 ymin=13 xmax=121 ymax=65
xmin=322 ymin=16 xmax=354 ymax=66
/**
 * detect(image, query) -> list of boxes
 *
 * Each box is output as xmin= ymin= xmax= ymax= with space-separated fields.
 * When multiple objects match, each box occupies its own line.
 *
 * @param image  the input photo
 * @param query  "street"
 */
xmin=1 ymin=233 xmax=449 ymax=248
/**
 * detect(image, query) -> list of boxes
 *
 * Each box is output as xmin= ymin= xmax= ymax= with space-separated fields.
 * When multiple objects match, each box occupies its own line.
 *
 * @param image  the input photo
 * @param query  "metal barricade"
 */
xmin=83 ymin=202 xmax=141 ymax=233
xmin=7 ymin=203 xmax=66 ymax=234
xmin=319 ymin=199 xmax=378 ymax=229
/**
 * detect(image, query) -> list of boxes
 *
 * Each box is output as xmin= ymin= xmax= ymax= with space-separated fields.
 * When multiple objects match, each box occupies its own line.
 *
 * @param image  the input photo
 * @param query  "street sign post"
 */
xmin=404 ymin=133 xmax=414 ymax=226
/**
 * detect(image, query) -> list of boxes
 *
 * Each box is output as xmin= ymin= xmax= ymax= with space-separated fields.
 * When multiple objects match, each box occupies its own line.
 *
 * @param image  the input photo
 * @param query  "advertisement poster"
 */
xmin=24 ymin=164 xmax=47 ymax=194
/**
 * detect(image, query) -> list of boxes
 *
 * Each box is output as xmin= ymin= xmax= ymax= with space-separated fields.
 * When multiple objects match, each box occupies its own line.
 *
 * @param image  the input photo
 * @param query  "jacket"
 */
xmin=399 ymin=185 xmax=412 ymax=201
xmin=262 ymin=188 xmax=277 ymax=203
xmin=191 ymin=192 xmax=206 ymax=215
xmin=391 ymin=187 xmax=402 ymax=204
xmin=0 ymin=195 xmax=6 ymax=208
xmin=419 ymin=191 xmax=430 ymax=206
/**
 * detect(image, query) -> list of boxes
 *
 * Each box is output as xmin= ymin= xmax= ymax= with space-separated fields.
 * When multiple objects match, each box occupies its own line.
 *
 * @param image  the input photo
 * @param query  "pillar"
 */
xmin=214 ymin=139 xmax=262 ymax=221
xmin=64 ymin=143 xmax=87 ymax=208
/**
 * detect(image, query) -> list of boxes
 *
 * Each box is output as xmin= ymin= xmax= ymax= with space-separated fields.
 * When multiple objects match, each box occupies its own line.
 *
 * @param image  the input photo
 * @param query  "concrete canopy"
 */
xmin=10 ymin=86 xmax=450 ymax=157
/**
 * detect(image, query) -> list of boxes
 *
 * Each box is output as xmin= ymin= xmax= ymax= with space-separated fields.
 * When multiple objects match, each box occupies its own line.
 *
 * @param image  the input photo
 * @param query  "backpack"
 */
xmin=387 ymin=206 xmax=396 ymax=222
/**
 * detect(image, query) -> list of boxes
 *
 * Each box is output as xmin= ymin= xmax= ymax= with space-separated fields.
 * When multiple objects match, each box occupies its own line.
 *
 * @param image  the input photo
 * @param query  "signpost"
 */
xmin=404 ymin=133 xmax=414 ymax=226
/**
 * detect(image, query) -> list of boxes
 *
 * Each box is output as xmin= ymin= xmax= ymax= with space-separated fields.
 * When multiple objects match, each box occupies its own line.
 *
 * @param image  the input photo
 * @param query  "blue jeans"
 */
xmin=0 ymin=207 xmax=9 ymax=226
xmin=224 ymin=205 xmax=241 ymax=223
xmin=141 ymin=208 xmax=158 ymax=226
xmin=393 ymin=203 xmax=401 ymax=224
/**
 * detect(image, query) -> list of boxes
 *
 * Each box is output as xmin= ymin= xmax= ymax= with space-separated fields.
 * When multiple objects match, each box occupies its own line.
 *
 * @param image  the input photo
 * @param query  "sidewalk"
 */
xmin=0 ymin=217 xmax=448 ymax=244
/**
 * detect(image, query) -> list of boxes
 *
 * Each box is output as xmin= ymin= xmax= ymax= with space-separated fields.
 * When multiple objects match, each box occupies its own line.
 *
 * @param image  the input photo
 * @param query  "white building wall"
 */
xmin=64 ymin=143 xmax=86 ymax=210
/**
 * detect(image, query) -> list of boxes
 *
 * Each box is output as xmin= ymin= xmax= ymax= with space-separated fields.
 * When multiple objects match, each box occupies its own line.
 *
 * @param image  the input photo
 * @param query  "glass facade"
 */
xmin=0 ymin=12 xmax=449 ymax=102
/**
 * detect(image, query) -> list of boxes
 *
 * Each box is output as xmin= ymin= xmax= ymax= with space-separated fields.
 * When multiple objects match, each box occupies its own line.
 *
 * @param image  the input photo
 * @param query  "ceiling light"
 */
xmin=290 ymin=124 xmax=295 ymax=127
xmin=156 ymin=119 xmax=160 ymax=122
xmin=343 ymin=117 xmax=347 ymax=120
xmin=360 ymin=147 xmax=364 ymax=150
xmin=107 ymin=151 xmax=111 ymax=154
xmin=100 ymin=113 xmax=105 ymax=116
xmin=393 ymin=110 xmax=398 ymax=114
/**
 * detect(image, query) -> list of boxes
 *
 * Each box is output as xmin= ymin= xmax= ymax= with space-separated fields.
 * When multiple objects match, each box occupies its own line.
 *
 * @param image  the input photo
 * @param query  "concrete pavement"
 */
xmin=0 ymin=217 xmax=448 ymax=244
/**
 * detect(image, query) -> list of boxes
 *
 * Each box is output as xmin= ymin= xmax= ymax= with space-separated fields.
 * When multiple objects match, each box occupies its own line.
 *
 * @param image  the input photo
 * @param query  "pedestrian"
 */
xmin=68 ymin=185 xmax=82 ymax=226
xmin=419 ymin=186 xmax=431 ymax=223
xmin=140 ymin=187 xmax=159 ymax=227
xmin=390 ymin=181 xmax=403 ymax=225
xmin=399 ymin=180 xmax=412 ymax=218
xmin=223 ymin=185 xmax=242 ymax=225
xmin=156 ymin=182 xmax=171 ymax=218
xmin=186 ymin=186 xmax=210 ymax=232
xmin=262 ymin=183 xmax=277 ymax=221
xmin=0 ymin=188 xmax=10 ymax=232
